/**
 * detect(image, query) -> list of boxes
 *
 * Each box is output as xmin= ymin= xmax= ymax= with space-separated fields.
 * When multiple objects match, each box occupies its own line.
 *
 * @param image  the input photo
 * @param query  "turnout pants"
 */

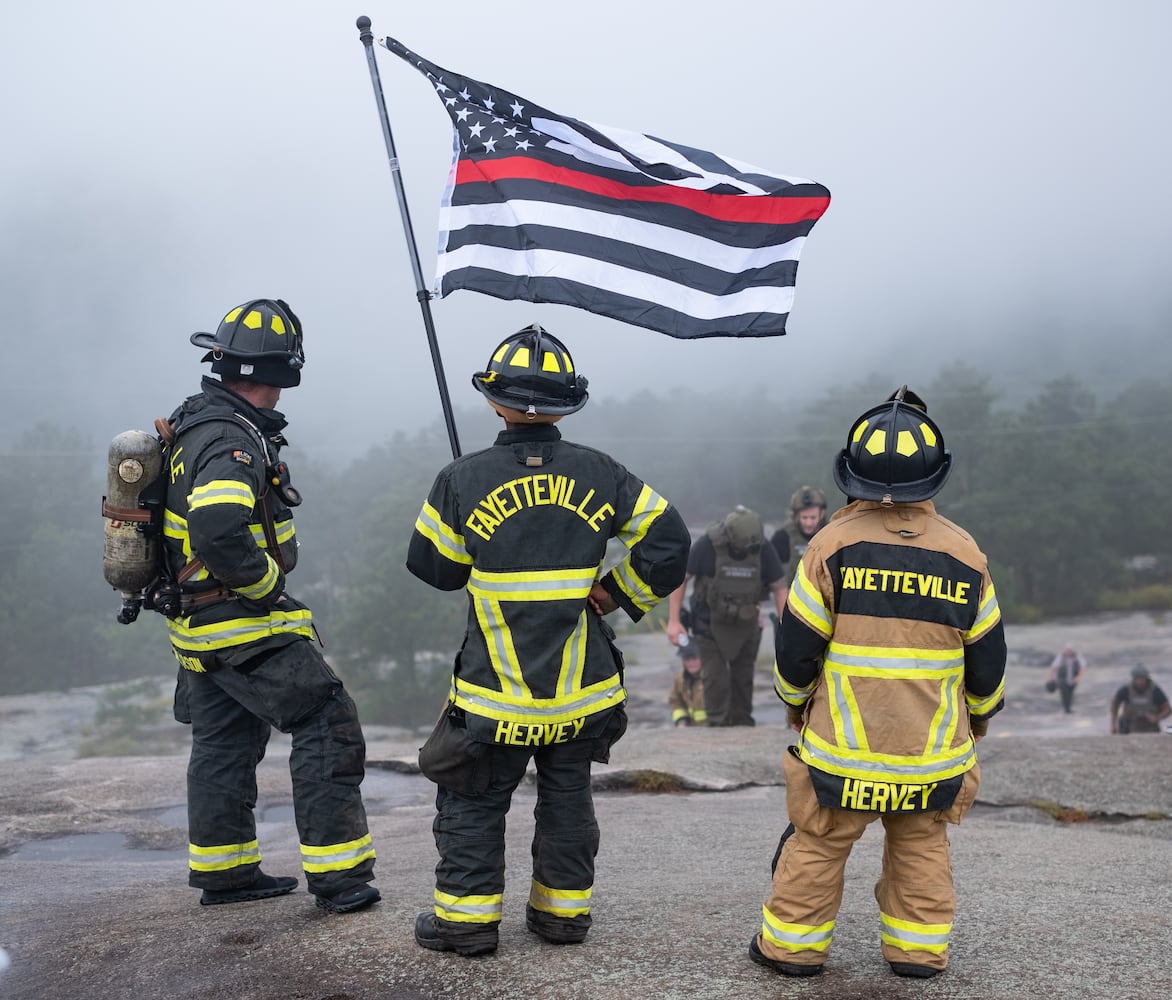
xmin=758 ymin=750 xmax=979 ymax=973
xmin=430 ymin=735 xmax=602 ymax=949
xmin=695 ymin=624 xmax=762 ymax=726
xmin=173 ymin=638 xmax=376 ymax=897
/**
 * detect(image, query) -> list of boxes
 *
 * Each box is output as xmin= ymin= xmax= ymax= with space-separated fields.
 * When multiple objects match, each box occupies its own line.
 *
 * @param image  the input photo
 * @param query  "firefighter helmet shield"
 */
xmin=833 ymin=393 xmax=952 ymax=503
xmin=472 ymin=325 xmax=589 ymax=416
xmin=191 ymin=299 xmax=306 ymax=387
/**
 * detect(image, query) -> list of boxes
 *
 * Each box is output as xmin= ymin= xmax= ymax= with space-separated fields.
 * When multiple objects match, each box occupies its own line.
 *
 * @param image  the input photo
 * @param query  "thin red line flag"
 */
xmin=382 ymin=37 xmax=830 ymax=340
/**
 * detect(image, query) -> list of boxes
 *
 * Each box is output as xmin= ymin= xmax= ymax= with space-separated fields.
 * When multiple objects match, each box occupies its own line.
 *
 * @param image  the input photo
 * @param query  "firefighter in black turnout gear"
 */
xmin=164 ymin=299 xmax=378 ymax=912
xmin=407 ymin=325 xmax=690 ymax=956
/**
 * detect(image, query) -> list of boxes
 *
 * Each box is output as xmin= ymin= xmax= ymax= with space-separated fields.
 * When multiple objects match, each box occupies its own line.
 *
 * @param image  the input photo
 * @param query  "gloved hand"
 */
xmin=970 ymin=715 xmax=989 ymax=739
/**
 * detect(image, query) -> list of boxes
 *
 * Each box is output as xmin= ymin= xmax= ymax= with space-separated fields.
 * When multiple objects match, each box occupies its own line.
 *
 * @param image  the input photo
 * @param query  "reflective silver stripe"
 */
xmin=761 ymin=906 xmax=834 ymax=949
xmin=454 ymin=677 xmax=623 ymax=719
xmin=966 ymin=677 xmax=1005 ymax=715
xmin=188 ymin=843 xmax=260 ymax=870
xmin=611 ymin=558 xmax=656 ymax=611
xmin=825 ymin=648 xmax=964 ymax=672
xmin=966 ymin=585 xmax=1001 ymax=639
xmin=614 ymin=485 xmax=667 ymax=547
xmin=881 ymin=912 xmax=951 ymax=948
xmin=927 ymin=674 xmax=961 ymax=755
xmin=468 ymin=571 xmax=594 ymax=599
xmin=789 ymin=564 xmax=832 ymax=635
xmin=416 ymin=502 xmax=471 ymax=565
xmin=475 ymin=595 xmax=527 ymax=699
xmin=189 ymin=482 xmax=254 ymax=509
xmin=557 ymin=612 xmax=588 ymax=698
xmin=826 ymin=669 xmax=862 ymax=749
xmin=774 ymin=662 xmax=815 ymax=703
xmin=801 ymin=734 xmax=975 ymax=779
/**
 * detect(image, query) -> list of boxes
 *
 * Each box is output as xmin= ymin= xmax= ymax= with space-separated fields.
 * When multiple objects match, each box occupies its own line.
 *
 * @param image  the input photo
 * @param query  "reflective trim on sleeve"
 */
xmin=613 ymin=484 xmax=668 ymax=548
xmin=248 ymin=518 xmax=295 ymax=548
xmin=609 ymin=557 xmax=658 ymax=612
xmin=788 ymin=562 xmax=832 ymax=638
xmin=965 ymin=583 xmax=1001 ymax=642
xmin=189 ymin=479 xmax=256 ymax=511
xmin=966 ymin=676 xmax=1005 ymax=716
xmin=416 ymin=501 xmax=472 ymax=565
xmin=233 ymin=554 xmax=281 ymax=601
xmin=774 ymin=661 xmax=817 ymax=705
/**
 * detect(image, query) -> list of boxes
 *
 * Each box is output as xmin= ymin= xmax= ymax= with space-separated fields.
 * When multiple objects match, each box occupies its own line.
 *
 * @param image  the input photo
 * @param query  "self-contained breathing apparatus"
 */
xmin=101 ymin=411 xmax=301 ymax=625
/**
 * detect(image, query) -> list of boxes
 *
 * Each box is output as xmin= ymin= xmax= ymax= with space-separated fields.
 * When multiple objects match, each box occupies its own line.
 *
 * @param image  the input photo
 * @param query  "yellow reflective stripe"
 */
xmin=788 ymin=562 xmax=832 ymax=637
xmin=880 ymin=912 xmax=951 ymax=954
xmin=614 ymin=483 xmax=668 ymax=548
xmin=300 ymin=833 xmax=375 ymax=873
xmin=692 ymin=708 xmax=708 ymax=722
xmin=234 ymin=554 xmax=281 ymax=600
xmin=671 ymin=707 xmax=689 ymax=722
xmin=555 ymin=610 xmax=589 ymax=697
xmin=164 ymin=508 xmax=210 ymax=580
xmin=774 ymin=660 xmax=816 ymax=704
xmin=468 ymin=566 xmax=595 ymax=601
xmin=474 ymin=596 xmax=531 ymax=699
xmin=799 ymin=728 xmax=976 ymax=783
xmin=452 ymin=673 xmax=625 ymax=727
xmin=761 ymin=905 xmax=834 ymax=953
xmin=824 ymin=642 xmax=964 ymax=678
xmin=167 ymin=608 xmax=315 ymax=651
xmin=189 ymin=840 xmax=260 ymax=872
xmin=248 ymin=519 xmax=295 ymax=547
xmin=529 ymin=878 xmax=591 ymax=917
xmin=434 ymin=888 xmax=503 ymax=923
xmin=416 ymin=501 xmax=472 ymax=565
xmin=825 ymin=666 xmax=869 ymax=753
xmin=965 ymin=583 xmax=1001 ymax=642
xmin=189 ymin=479 xmax=256 ymax=511
xmin=610 ymin=557 xmax=657 ymax=612
xmin=966 ymin=676 xmax=1005 ymax=716
xmin=924 ymin=674 xmax=962 ymax=756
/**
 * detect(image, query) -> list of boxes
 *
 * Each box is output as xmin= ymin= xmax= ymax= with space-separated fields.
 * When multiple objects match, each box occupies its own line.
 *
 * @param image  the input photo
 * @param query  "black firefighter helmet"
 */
xmin=833 ymin=386 xmax=952 ymax=503
xmin=190 ymin=298 xmax=306 ymax=388
xmin=472 ymin=325 xmax=589 ymax=417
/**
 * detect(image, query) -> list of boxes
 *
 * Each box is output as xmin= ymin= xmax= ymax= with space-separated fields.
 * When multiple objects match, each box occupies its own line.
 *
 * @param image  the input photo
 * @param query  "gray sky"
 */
xmin=3 ymin=1 xmax=1169 ymax=459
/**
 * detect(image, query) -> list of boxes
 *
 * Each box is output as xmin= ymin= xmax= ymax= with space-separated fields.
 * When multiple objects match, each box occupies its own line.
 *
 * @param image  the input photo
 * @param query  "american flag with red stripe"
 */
xmin=382 ymin=37 xmax=831 ymax=340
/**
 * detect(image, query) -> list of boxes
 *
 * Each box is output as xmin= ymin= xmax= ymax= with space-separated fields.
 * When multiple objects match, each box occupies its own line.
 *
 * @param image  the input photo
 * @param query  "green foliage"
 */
xmin=1097 ymin=584 xmax=1172 ymax=613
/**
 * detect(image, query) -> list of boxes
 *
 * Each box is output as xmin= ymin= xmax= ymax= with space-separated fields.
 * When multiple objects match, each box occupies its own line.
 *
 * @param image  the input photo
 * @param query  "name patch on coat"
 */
xmin=810 ymin=768 xmax=963 ymax=813
xmin=493 ymin=717 xmax=585 ymax=746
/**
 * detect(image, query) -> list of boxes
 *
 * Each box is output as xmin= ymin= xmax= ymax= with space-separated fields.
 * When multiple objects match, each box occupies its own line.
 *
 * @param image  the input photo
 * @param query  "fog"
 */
xmin=3 ymin=0 xmax=1169 ymax=461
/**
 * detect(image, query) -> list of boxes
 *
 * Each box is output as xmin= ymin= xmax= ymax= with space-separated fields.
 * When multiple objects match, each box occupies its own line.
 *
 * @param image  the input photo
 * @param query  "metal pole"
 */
xmin=356 ymin=15 xmax=462 ymax=459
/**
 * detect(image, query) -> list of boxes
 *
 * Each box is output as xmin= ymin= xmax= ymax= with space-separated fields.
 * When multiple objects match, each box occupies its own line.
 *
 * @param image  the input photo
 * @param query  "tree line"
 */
xmin=2 ymin=364 xmax=1169 ymax=726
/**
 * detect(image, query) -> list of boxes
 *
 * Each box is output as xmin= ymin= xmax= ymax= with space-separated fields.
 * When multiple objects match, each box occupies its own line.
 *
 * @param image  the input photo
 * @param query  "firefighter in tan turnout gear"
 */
xmin=162 ymin=299 xmax=378 ymax=913
xmin=751 ymin=388 xmax=1006 ymax=980
xmin=407 ymin=325 xmax=690 ymax=956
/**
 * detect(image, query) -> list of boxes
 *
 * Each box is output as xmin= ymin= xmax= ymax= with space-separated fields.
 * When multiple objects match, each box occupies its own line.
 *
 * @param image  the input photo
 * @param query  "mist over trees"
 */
xmin=2 ymin=358 xmax=1170 ymax=726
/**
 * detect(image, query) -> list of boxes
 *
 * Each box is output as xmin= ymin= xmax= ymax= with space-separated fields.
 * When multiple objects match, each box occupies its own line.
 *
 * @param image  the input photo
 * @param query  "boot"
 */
xmin=314 ymin=884 xmax=381 ymax=913
xmin=748 ymin=934 xmax=823 ymax=977
xmin=413 ymin=911 xmax=498 ymax=957
xmin=199 ymin=869 xmax=297 ymax=906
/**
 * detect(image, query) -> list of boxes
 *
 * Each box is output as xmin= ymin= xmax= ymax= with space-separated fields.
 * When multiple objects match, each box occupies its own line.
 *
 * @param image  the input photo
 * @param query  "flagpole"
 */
xmin=356 ymin=15 xmax=462 ymax=459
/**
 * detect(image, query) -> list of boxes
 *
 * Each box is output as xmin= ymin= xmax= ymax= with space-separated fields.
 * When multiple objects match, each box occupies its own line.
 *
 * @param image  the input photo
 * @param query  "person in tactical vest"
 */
xmin=406 ymin=325 xmax=690 ymax=957
xmin=752 ymin=387 xmax=1006 ymax=980
xmin=1109 ymin=664 xmax=1170 ymax=734
xmin=162 ymin=299 xmax=379 ymax=913
xmin=769 ymin=486 xmax=829 ymax=598
xmin=666 ymin=506 xmax=786 ymax=726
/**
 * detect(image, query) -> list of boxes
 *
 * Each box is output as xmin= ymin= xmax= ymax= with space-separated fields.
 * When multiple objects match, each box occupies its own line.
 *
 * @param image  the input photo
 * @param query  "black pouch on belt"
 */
xmin=418 ymin=702 xmax=491 ymax=795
